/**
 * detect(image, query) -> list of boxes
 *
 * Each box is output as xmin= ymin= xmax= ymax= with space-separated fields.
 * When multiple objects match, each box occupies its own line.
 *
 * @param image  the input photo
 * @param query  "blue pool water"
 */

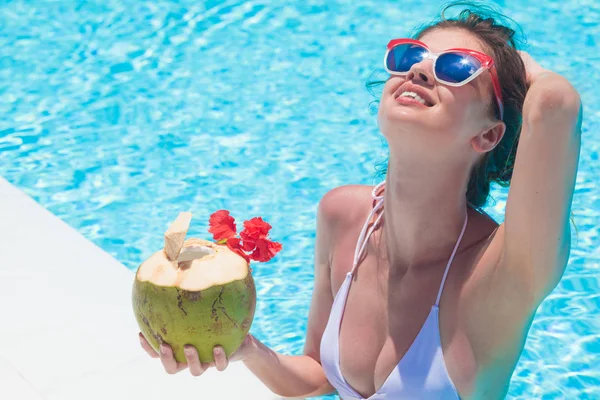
xmin=1 ymin=0 xmax=599 ymax=398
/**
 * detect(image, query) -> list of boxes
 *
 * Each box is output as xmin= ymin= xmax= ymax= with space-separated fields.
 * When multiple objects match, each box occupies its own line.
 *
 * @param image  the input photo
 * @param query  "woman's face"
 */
xmin=378 ymin=28 xmax=503 ymax=160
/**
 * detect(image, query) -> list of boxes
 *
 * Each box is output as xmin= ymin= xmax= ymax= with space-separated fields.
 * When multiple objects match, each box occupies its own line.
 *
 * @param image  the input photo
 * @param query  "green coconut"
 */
xmin=132 ymin=212 xmax=256 ymax=363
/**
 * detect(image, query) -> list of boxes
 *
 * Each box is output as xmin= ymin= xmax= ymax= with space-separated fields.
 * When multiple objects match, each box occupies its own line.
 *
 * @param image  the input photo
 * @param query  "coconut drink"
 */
xmin=132 ymin=210 xmax=282 ymax=363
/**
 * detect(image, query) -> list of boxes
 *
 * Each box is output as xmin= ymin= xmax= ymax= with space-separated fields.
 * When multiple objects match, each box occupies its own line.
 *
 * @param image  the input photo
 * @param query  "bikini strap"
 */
xmin=434 ymin=207 xmax=469 ymax=307
xmin=351 ymin=181 xmax=386 ymax=275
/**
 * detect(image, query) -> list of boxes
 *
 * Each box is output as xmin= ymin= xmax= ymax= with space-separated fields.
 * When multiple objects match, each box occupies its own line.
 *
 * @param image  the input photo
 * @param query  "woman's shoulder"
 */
xmin=317 ymin=184 xmax=377 ymax=280
xmin=318 ymin=184 xmax=376 ymax=230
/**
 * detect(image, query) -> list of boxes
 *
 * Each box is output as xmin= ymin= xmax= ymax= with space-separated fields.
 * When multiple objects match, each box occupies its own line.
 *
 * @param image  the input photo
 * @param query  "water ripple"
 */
xmin=1 ymin=0 xmax=599 ymax=398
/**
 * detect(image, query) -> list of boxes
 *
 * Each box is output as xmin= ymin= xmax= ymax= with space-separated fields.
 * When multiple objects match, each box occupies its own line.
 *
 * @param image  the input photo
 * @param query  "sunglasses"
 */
xmin=384 ymin=38 xmax=504 ymax=120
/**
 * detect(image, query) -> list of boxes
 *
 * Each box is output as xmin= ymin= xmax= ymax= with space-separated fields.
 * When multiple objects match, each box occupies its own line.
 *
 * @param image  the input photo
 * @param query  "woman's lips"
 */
xmin=395 ymin=95 xmax=429 ymax=108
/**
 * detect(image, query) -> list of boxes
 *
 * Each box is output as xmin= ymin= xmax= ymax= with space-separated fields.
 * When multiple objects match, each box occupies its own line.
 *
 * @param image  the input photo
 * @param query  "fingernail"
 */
xmin=160 ymin=345 xmax=166 ymax=355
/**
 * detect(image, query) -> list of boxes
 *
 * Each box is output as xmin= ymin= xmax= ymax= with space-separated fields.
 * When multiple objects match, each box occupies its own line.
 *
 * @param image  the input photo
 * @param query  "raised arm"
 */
xmin=498 ymin=52 xmax=582 ymax=304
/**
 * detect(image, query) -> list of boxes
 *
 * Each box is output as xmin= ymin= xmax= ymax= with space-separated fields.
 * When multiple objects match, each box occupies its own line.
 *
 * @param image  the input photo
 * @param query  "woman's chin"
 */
xmin=378 ymin=106 xmax=439 ymax=136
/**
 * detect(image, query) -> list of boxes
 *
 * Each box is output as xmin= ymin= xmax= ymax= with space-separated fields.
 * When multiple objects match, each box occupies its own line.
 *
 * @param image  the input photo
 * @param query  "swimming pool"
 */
xmin=1 ymin=0 xmax=598 ymax=398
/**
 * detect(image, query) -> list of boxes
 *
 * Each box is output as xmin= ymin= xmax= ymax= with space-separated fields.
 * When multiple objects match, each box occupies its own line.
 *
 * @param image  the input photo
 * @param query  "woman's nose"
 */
xmin=406 ymin=60 xmax=435 ymax=85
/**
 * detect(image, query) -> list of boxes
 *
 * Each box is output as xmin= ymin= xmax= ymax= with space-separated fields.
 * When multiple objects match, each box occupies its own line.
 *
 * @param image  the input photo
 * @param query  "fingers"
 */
xmin=184 ymin=345 xmax=210 ymax=377
xmin=159 ymin=343 xmax=188 ymax=374
xmin=139 ymin=333 xmax=159 ymax=358
xmin=139 ymin=334 xmax=228 ymax=376
xmin=213 ymin=346 xmax=229 ymax=372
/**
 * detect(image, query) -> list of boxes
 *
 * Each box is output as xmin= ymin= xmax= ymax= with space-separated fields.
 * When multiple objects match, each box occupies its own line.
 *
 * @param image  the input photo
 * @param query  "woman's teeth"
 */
xmin=399 ymin=91 xmax=427 ymax=106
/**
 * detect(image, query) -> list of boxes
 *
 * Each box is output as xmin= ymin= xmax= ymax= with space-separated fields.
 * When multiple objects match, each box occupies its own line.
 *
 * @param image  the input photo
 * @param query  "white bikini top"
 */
xmin=319 ymin=181 xmax=467 ymax=399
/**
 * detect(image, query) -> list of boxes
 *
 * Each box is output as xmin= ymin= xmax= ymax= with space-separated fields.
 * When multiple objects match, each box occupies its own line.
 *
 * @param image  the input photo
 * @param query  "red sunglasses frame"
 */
xmin=386 ymin=38 xmax=504 ymax=120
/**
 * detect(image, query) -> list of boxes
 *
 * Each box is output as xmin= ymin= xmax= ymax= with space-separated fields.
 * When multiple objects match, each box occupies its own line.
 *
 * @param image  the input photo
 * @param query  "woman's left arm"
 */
xmin=501 ymin=51 xmax=582 ymax=304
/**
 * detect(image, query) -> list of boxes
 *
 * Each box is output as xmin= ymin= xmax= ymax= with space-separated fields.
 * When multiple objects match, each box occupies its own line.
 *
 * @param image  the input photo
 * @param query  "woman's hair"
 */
xmin=367 ymin=1 xmax=577 ymax=235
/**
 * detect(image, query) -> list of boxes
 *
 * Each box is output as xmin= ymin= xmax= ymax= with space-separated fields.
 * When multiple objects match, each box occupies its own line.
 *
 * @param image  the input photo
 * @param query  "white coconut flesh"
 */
xmin=136 ymin=238 xmax=249 ymax=292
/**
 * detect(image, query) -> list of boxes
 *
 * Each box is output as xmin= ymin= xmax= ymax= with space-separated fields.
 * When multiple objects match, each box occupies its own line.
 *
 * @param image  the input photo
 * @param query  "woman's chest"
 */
xmin=328 ymin=233 xmax=481 ymax=398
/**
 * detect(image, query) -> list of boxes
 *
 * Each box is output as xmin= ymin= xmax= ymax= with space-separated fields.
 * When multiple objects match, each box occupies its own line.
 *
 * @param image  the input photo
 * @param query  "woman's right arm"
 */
xmin=141 ymin=189 xmax=346 ymax=398
xmin=242 ymin=190 xmax=340 ymax=398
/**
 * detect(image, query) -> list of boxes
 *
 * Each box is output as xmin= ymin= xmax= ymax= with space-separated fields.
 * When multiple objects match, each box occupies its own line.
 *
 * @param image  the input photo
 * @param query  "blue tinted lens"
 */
xmin=435 ymin=53 xmax=481 ymax=83
xmin=386 ymin=44 xmax=428 ymax=73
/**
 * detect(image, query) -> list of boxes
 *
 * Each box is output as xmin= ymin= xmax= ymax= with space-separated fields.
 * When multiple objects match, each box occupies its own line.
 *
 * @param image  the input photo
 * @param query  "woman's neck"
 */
xmin=380 ymin=158 xmax=471 ymax=272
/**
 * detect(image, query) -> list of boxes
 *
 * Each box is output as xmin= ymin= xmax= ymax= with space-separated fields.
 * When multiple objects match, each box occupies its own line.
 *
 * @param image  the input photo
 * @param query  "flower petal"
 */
xmin=240 ymin=217 xmax=272 ymax=241
xmin=227 ymin=237 xmax=242 ymax=249
xmin=208 ymin=210 xmax=237 ymax=241
xmin=249 ymin=238 xmax=282 ymax=262
xmin=241 ymin=238 xmax=257 ymax=252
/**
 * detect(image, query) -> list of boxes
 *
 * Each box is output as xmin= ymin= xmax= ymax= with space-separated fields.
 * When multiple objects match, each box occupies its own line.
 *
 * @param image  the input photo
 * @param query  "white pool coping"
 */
xmin=0 ymin=176 xmax=283 ymax=400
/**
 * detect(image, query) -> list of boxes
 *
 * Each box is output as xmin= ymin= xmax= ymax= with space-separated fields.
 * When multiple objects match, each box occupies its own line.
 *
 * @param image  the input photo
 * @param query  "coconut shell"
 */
xmin=132 ymin=239 xmax=256 ymax=363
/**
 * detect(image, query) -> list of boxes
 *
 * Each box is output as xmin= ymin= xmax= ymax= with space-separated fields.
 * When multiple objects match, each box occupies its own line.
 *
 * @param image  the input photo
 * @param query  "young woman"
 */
xmin=139 ymin=6 xmax=582 ymax=399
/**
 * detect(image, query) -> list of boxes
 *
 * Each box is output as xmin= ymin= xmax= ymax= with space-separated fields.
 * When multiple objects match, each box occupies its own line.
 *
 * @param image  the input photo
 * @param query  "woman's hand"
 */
xmin=518 ymin=50 xmax=549 ymax=85
xmin=139 ymin=332 xmax=255 ymax=376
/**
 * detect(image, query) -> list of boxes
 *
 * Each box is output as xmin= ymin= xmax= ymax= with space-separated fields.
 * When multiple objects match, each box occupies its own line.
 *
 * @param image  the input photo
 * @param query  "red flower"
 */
xmin=241 ymin=217 xmax=272 ymax=240
xmin=249 ymin=239 xmax=282 ymax=263
xmin=208 ymin=210 xmax=282 ymax=264
xmin=240 ymin=217 xmax=271 ymax=251
xmin=208 ymin=210 xmax=237 ymax=241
